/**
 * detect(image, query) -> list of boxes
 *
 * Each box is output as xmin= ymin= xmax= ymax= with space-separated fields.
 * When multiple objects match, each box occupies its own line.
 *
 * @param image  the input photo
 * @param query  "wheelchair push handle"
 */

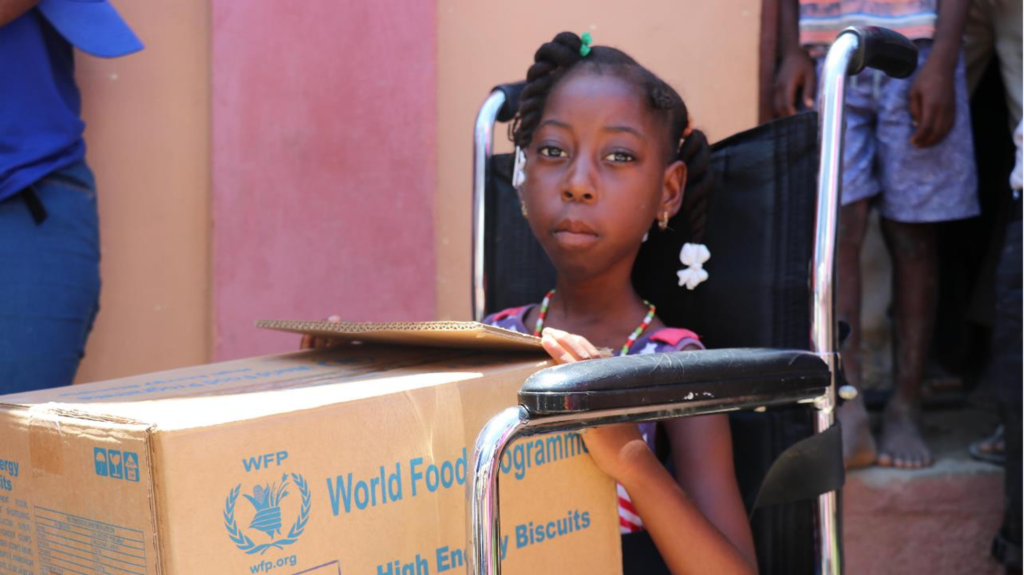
xmin=490 ymin=82 xmax=525 ymax=123
xmin=840 ymin=26 xmax=918 ymax=79
xmin=472 ymin=81 xmax=524 ymax=321
xmin=811 ymin=25 xmax=915 ymax=362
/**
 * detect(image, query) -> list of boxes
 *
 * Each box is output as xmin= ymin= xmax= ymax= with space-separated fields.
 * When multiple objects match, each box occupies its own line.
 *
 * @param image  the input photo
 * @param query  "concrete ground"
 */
xmin=844 ymin=407 xmax=1007 ymax=574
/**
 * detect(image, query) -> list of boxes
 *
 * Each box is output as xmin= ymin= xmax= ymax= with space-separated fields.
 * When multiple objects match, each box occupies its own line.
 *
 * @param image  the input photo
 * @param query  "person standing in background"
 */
xmin=773 ymin=0 xmax=977 ymax=469
xmin=963 ymin=0 xmax=1021 ymax=133
xmin=0 ymin=0 xmax=142 ymax=393
xmin=985 ymin=120 xmax=1022 ymax=574
xmin=962 ymin=2 xmax=1022 ymax=570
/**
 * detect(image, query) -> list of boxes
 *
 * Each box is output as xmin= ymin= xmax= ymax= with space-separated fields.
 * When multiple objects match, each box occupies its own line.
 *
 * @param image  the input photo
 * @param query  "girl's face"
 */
xmin=521 ymin=71 xmax=686 ymax=280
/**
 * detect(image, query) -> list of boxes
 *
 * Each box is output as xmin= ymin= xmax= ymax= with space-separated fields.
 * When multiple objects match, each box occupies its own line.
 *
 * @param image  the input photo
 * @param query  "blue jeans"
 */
xmin=0 ymin=160 xmax=101 ymax=393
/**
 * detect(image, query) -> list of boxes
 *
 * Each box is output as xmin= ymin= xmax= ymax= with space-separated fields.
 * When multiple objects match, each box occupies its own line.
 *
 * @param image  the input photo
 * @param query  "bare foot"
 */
xmin=877 ymin=400 xmax=932 ymax=469
xmin=837 ymin=396 xmax=876 ymax=469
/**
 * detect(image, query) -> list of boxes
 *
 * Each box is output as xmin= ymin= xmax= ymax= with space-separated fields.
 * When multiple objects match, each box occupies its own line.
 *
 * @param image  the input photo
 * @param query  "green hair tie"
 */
xmin=579 ymin=31 xmax=593 ymax=57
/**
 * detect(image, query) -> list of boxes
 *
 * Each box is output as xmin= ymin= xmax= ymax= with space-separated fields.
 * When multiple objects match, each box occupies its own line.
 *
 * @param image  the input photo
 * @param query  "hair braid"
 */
xmin=677 ymin=129 xmax=712 ymax=243
xmin=510 ymin=32 xmax=583 ymax=149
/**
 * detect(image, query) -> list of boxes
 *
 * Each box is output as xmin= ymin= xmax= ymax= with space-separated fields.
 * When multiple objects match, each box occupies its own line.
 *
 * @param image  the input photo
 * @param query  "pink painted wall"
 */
xmin=212 ymin=1 xmax=437 ymax=359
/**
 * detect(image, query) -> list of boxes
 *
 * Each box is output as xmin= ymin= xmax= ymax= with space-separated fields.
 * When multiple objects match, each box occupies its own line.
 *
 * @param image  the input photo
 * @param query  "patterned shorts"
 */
xmin=816 ymin=40 xmax=979 ymax=223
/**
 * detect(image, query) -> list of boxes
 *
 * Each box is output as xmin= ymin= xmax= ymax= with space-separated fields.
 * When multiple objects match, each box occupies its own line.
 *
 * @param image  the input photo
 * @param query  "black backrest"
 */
xmin=483 ymin=112 xmax=821 ymax=575
xmin=633 ymin=112 xmax=818 ymax=350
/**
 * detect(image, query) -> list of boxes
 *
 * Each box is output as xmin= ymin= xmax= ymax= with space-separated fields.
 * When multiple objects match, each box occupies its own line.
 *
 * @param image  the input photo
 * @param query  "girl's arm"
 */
xmin=663 ymin=415 xmax=758 ymax=571
xmin=540 ymin=329 xmax=757 ymax=574
xmin=583 ymin=421 xmax=756 ymax=575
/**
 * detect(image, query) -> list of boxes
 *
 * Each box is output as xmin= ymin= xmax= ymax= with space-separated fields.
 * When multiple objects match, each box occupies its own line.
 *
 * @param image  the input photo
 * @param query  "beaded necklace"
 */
xmin=533 ymin=289 xmax=657 ymax=356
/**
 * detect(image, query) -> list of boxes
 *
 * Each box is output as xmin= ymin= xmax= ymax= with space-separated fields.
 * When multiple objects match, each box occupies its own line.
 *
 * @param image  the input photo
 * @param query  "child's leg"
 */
xmin=873 ymin=41 xmax=979 ymax=468
xmin=837 ymin=199 xmax=878 ymax=469
xmin=878 ymin=218 xmax=938 ymax=468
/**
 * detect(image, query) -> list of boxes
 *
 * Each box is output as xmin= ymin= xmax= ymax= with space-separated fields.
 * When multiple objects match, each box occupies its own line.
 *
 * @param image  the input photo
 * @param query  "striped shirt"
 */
xmin=799 ymin=0 xmax=937 ymax=46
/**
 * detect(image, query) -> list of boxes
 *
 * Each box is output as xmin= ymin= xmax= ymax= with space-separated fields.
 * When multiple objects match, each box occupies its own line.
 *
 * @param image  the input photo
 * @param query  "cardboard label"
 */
xmin=0 ymin=414 xmax=158 ymax=575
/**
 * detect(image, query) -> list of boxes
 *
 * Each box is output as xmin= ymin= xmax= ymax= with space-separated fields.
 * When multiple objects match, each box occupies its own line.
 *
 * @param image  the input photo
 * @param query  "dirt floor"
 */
xmin=844 ymin=407 xmax=1006 ymax=574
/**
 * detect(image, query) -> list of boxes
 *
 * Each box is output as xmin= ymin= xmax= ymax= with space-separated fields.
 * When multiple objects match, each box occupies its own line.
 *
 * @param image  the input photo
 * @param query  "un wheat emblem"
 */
xmin=224 ymin=473 xmax=312 ymax=555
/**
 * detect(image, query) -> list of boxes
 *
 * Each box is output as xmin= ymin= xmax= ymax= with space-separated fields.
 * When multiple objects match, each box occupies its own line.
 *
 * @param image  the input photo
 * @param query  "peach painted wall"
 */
xmin=211 ymin=1 xmax=438 ymax=360
xmin=73 ymin=1 xmax=759 ymax=381
xmin=435 ymin=1 xmax=762 ymax=320
xmin=75 ymin=0 xmax=212 ymax=383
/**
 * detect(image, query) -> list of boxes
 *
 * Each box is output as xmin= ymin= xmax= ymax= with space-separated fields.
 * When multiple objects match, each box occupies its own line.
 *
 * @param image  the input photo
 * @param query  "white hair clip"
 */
xmin=677 ymin=243 xmax=710 ymax=290
xmin=512 ymin=146 xmax=527 ymax=190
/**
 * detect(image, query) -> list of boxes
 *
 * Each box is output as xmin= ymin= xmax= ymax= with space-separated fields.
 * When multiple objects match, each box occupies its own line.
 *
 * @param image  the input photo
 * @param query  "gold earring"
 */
xmin=521 ymin=202 xmax=528 ymax=217
xmin=658 ymin=210 xmax=669 ymax=230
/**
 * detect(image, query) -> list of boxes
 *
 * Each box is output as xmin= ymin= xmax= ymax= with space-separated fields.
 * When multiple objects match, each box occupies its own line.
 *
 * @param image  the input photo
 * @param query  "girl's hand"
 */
xmin=299 ymin=315 xmax=343 ymax=349
xmin=539 ymin=327 xmax=602 ymax=363
xmin=539 ymin=327 xmax=651 ymax=483
xmin=581 ymin=424 xmax=652 ymax=485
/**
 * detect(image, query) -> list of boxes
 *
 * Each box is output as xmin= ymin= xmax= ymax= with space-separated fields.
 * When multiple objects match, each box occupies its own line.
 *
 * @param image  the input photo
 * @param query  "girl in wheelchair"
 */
xmin=483 ymin=32 xmax=756 ymax=574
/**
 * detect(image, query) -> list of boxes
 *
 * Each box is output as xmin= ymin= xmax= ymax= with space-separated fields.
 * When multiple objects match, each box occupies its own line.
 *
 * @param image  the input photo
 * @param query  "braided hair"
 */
xmin=510 ymin=31 xmax=713 ymax=242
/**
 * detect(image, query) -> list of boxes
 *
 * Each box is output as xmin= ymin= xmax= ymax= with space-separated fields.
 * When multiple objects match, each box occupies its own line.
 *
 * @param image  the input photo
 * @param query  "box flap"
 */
xmin=257 ymin=319 xmax=543 ymax=351
xmin=0 ymin=346 xmax=550 ymax=431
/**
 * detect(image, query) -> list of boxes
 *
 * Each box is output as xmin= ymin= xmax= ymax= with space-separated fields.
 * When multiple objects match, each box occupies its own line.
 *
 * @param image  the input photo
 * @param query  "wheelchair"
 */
xmin=464 ymin=27 xmax=920 ymax=575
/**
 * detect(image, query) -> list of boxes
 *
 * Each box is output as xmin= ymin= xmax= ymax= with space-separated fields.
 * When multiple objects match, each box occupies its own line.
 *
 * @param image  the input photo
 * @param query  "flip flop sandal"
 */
xmin=969 ymin=425 xmax=1005 ymax=466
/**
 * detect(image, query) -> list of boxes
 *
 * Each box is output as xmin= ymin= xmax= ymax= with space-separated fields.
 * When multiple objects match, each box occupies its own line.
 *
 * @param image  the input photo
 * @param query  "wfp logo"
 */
xmin=224 ymin=473 xmax=311 ymax=555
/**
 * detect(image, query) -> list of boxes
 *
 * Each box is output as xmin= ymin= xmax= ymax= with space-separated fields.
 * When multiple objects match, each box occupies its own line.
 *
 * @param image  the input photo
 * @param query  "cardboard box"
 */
xmin=0 ymin=323 xmax=622 ymax=575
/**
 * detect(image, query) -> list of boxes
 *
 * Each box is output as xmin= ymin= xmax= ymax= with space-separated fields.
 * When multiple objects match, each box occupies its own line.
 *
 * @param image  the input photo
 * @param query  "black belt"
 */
xmin=21 ymin=186 xmax=48 ymax=224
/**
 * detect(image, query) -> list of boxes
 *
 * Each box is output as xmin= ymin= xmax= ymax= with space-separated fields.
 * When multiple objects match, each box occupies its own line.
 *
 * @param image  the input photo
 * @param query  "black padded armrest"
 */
xmin=519 ymin=348 xmax=829 ymax=415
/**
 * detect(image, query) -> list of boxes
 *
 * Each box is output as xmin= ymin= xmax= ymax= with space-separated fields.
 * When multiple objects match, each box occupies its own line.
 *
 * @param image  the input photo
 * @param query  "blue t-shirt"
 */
xmin=0 ymin=9 xmax=85 ymax=201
